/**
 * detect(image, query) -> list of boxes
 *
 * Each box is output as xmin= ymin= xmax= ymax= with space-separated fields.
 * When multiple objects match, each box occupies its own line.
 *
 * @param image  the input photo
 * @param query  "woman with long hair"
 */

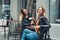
xmin=19 ymin=9 xmax=32 ymax=30
xmin=36 ymin=6 xmax=50 ymax=40
xmin=19 ymin=8 xmax=32 ymax=39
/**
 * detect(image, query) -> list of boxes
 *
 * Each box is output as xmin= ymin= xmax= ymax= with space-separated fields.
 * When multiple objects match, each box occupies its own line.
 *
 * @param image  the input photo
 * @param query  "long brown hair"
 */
xmin=19 ymin=9 xmax=29 ymax=22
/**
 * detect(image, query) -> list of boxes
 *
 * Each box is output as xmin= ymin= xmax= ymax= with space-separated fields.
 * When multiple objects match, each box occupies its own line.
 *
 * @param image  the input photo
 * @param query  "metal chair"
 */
xmin=7 ymin=20 xmax=22 ymax=40
xmin=39 ymin=25 xmax=51 ymax=40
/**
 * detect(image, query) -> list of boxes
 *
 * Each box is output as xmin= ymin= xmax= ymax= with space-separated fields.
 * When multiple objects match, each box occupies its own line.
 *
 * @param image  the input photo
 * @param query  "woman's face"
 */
xmin=30 ymin=20 xmax=35 ymax=25
xmin=23 ymin=9 xmax=28 ymax=15
xmin=37 ymin=7 xmax=43 ymax=15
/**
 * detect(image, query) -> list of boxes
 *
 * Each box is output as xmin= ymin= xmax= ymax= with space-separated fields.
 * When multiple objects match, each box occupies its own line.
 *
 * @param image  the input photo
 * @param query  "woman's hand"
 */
xmin=35 ymin=25 xmax=40 ymax=32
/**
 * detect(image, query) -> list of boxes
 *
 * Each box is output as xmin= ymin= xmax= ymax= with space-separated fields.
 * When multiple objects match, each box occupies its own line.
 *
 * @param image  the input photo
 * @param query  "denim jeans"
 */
xmin=21 ymin=29 xmax=39 ymax=40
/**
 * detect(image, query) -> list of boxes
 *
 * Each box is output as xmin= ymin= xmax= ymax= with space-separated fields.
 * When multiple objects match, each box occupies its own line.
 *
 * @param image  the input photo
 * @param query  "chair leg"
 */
xmin=8 ymin=27 xmax=10 ymax=40
xmin=4 ymin=27 xmax=6 ymax=39
xmin=45 ymin=32 xmax=47 ymax=40
xmin=8 ymin=32 xmax=9 ymax=40
xmin=15 ymin=34 xmax=16 ymax=40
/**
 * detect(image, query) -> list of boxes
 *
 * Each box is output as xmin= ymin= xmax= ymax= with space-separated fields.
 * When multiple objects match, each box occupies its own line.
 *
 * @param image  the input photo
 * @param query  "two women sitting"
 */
xmin=20 ymin=6 xmax=50 ymax=40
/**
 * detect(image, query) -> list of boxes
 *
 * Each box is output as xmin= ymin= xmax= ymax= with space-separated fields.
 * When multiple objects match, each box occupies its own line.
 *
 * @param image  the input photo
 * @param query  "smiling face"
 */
xmin=37 ymin=7 xmax=43 ymax=16
xmin=30 ymin=20 xmax=35 ymax=25
xmin=23 ymin=9 xmax=28 ymax=15
xmin=38 ymin=7 xmax=43 ymax=14
xmin=37 ymin=6 xmax=45 ymax=16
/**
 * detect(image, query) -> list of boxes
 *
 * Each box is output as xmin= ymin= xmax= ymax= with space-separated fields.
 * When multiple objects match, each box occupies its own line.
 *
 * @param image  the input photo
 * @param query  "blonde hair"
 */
xmin=19 ymin=9 xmax=24 ymax=22
xmin=19 ymin=12 xmax=23 ymax=22
xmin=19 ymin=9 xmax=28 ymax=22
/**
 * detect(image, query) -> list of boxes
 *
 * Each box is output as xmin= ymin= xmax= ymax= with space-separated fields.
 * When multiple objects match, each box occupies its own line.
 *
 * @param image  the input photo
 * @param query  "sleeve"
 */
xmin=22 ymin=18 xmax=30 ymax=26
xmin=39 ymin=16 xmax=51 ymax=28
xmin=23 ymin=21 xmax=30 ymax=26
xmin=44 ymin=19 xmax=51 ymax=28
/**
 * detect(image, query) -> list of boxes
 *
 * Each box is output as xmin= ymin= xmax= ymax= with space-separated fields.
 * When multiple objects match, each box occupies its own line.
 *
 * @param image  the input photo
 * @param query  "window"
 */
xmin=50 ymin=0 xmax=60 ymax=23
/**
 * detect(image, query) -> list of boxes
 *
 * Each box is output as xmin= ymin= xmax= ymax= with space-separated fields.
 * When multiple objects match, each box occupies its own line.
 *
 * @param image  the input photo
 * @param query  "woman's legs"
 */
xmin=23 ymin=29 xmax=34 ymax=34
xmin=21 ymin=29 xmax=34 ymax=40
xmin=26 ymin=32 xmax=39 ymax=40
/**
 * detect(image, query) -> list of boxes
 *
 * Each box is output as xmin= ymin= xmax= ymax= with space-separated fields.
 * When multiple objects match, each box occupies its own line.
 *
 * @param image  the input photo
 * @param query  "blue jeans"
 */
xmin=21 ymin=29 xmax=39 ymax=40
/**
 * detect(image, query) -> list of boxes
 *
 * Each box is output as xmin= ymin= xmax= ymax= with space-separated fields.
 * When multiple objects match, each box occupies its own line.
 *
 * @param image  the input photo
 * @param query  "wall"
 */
xmin=10 ymin=0 xmax=22 ymax=32
xmin=10 ymin=0 xmax=22 ymax=20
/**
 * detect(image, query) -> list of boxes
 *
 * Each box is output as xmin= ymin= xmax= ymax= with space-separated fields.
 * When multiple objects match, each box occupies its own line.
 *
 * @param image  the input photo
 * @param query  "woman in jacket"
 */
xmin=36 ymin=6 xmax=50 ymax=40
xmin=19 ymin=8 xmax=32 ymax=39
xmin=19 ymin=8 xmax=32 ymax=30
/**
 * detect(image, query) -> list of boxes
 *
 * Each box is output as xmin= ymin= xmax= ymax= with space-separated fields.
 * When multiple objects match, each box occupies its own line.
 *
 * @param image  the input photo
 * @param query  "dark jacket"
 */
xmin=39 ymin=15 xmax=50 ymax=28
xmin=22 ymin=13 xmax=32 ymax=29
xmin=38 ymin=15 xmax=51 ymax=40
